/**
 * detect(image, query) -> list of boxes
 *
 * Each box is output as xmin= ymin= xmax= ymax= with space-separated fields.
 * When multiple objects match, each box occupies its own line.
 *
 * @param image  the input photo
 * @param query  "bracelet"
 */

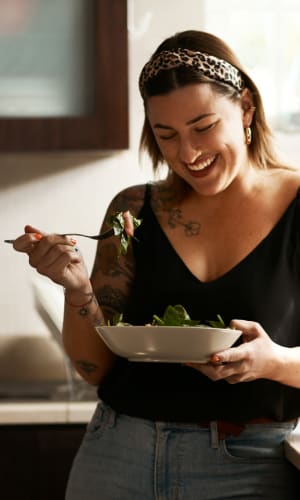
xmin=64 ymin=291 xmax=94 ymax=308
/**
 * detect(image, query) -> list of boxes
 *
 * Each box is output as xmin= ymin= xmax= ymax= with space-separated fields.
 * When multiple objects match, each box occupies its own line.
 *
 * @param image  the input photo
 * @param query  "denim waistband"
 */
xmin=196 ymin=417 xmax=298 ymax=439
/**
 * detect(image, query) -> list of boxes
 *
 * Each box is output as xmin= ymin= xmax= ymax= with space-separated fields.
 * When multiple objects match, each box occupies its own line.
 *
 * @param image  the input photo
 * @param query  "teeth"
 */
xmin=187 ymin=155 xmax=216 ymax=171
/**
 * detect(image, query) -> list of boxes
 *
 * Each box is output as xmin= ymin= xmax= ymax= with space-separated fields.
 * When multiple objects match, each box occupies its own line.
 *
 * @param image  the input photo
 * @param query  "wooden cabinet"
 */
xmin=0 ymin=0 xmax=128 ymax=152
xmin=0 ymin=424 xmax=85 ymax=500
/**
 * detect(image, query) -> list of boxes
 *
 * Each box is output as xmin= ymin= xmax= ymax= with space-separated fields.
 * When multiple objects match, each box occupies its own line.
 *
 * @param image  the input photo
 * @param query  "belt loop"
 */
xmin=210 ymin=420 xmax=219 ymax=449
xmin=101 ymin=401 xmax=117 ymax=429
xmin=107 ymin=406 xmax=117 ymax=428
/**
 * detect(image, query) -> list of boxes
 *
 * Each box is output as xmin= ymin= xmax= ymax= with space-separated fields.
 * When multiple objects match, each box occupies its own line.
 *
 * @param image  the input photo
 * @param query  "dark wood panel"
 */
xmin=0 ymin=424 xmax=86 ymax=500
xmin=0 ymin=0 xmax=128 ymax=152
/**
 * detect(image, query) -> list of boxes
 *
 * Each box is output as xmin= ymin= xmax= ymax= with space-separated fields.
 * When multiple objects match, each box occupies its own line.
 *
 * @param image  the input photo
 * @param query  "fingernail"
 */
xmin=70 ymin=238 xmax=77 ymax=245
xmin=210 ymin=354 xmax=221 ymax=363
xmin=34 ymin=233 xmax=43 ymax=241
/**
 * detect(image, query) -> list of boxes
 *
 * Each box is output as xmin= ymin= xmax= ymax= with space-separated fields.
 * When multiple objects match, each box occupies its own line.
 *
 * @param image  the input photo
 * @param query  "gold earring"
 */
xmin=245 ymin=126 xmax=252 ymax=145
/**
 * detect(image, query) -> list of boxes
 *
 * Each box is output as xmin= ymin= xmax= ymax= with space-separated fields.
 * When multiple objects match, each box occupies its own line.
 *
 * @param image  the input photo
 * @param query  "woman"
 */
xmin=13 ymin=31 xmax=300 ymax=499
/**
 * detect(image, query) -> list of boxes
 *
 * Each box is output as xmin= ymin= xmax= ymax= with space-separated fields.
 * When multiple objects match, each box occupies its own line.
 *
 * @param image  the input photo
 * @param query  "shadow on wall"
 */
xmin=0 ymin=151 xmax=115 ymax=189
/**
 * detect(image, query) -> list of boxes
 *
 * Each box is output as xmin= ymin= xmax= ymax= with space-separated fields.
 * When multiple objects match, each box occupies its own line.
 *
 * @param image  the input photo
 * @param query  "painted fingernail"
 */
xmin=210 ymin=354 xmax=221 ymax=363
xmin=34 ymin=233 xmax=43 ymax=241
xmin=70 ymin=238 xmax=77 ymax=245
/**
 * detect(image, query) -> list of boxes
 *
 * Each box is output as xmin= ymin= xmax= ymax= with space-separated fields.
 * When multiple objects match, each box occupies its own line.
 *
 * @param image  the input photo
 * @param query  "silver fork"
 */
xmin=4 ymin=228 xmax=115 ymax=244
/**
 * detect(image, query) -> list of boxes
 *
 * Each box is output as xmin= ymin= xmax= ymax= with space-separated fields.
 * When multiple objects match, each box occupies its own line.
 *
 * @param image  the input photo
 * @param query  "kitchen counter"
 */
xmin=0 ymin=400 xmax=97 ymax=424
xmin=0 ymin=400 xmax=299 ymax=470
xmin=285 ymin=422 xmax=300 ymax=470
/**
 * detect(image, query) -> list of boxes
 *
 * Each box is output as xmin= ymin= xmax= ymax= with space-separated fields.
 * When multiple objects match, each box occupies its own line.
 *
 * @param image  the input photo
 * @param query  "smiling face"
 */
xmin=146 ymin=83 xmax=254 ymax=196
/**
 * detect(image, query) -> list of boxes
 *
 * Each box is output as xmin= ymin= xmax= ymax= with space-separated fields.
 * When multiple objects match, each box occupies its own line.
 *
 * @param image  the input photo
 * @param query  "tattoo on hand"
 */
xmin=76 ymin=359 xmax=98 ymax=375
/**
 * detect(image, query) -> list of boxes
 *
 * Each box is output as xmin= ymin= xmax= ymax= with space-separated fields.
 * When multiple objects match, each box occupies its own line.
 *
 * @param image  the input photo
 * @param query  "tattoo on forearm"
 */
xmin=93 ymin=243 xmax=134 ymax=282
xmin=76 ymin=359 xmax=98 ymax=375
xmin=97 ymin=285 xmax=128 ymax=317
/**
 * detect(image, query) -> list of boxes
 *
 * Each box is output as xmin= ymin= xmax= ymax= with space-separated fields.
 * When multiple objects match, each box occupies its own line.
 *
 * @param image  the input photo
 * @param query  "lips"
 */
xmin=186 ymin=154 xmax=217 ymax=172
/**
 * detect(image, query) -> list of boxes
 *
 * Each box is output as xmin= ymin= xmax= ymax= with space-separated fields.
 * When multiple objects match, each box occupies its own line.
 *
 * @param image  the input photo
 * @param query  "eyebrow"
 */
xmin=153 ymin=113 xmax=216 ymax=129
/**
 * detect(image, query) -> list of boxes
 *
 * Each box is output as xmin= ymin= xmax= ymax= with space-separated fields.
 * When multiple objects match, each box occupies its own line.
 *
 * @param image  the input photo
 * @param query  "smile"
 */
xmin=187 ymin=154 xmax=217 ymax=171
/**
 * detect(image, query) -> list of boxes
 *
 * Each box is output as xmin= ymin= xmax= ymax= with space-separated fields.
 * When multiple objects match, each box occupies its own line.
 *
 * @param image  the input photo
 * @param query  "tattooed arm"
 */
xmin=62 ymin=184 xmax=147 ymax=385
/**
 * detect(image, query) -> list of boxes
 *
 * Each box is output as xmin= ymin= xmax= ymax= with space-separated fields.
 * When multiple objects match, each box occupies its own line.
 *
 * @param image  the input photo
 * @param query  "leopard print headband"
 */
xmin=139 ymin=48 xmax=244 ymax=96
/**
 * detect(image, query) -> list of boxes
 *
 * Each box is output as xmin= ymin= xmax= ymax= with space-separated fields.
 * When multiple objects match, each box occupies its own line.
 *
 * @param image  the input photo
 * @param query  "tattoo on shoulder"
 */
xmin=151 ymin=183 xmax=176 ymax=211
xmin=110 ymin=185 xmax=146 ymax=216
xmin=76 ymin=359 xmax=98 ymax=375
xmin=166 ymin=208 xmax=201 ymax=236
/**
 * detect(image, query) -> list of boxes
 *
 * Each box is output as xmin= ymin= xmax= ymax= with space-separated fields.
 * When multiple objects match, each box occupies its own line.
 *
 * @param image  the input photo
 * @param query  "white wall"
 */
xmin=0 ymin=0 xmax=204 ymax=337
xmin=0 ymin=0 xmax=299 ymax=337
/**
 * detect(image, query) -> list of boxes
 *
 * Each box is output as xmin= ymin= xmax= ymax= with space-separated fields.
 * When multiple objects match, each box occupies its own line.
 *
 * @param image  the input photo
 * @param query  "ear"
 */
xmin=240 ymin=88 xmax=255 ymax=127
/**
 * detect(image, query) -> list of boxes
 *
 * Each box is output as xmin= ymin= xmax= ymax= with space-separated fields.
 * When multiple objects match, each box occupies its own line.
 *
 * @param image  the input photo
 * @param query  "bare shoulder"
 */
xmin=280 ymin=167 xmax=300 ymax=199
xmin=104 ymin=180 xmax=174 ymax=219
xmin=287 ymin=167 xmax=300 ymax=188
xmin=105 ymin=183 xmax=148 ymax=219
xmin=266 ymin=166 xmax=300 ymax=202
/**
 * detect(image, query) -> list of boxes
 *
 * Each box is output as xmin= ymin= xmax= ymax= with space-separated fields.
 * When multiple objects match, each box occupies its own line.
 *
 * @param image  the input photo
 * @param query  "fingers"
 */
xmin=28 ymin=238 xmax=78 ymax=270
xmin=229 ymin=318 xmax=264 ymax=338
xmin=187 ymin=358 xmax=255 ymax=384
xmin=31 ymin=245 xmax=81 ymax=278
xmin=207 ymin=321 xmax=263 ymax=366
xmin=12 ymin=227 xmax=77 ymax=265
xmin=187 ymin=320 xmax=273 ymax=383
xmin=13 ymin=232 xmax=44 ymax=253
xmin=211 ymin=343 xmax=248 ymax=364
xmin=24 ymin=224 xmax=43 ymax=235
xmin=122 ymin=210 xmax=134 ymax=237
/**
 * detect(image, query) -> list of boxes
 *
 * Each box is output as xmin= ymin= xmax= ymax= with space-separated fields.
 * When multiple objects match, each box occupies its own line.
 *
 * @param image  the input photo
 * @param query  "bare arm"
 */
xmin=62 ymin=184 xmax=147 ymax=385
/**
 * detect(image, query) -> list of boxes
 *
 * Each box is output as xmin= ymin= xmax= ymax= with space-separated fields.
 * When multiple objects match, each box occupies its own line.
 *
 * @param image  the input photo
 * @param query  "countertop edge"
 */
xmin=0 ymin=401 xmax=98 ymax=424
xmin=1 ymin=401 xmax=299 ymax=470
xmin=285 ymin=424 xmax=300 ymax=470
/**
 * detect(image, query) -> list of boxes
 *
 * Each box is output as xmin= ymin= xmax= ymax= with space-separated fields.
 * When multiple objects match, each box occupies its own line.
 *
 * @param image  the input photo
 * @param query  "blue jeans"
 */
xmin=65 ymin=401 xmax=299 ymax=500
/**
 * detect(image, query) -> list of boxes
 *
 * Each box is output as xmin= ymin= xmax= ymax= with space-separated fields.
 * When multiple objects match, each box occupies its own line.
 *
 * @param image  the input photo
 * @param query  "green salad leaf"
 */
xmin=106 ymin=211 xmax=142 ymax=255
xmin=152 ymin=304 xmax=200 ymax=326
xmin=206 ymin=314 xmax=226 ymax=328
xmin=111 ymin=304 xmax=228 ymax=329
xmin=110 ymin=313 xmax=132 ymax=326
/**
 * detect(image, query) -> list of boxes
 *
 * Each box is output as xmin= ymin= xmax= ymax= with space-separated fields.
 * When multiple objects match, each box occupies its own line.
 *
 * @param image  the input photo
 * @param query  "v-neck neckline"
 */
xmin=147 ymin=187 xmax=300 ymax=285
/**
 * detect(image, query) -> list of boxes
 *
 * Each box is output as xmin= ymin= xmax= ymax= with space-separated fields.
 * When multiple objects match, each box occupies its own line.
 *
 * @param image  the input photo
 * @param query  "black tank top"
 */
xmin=98 ymin=184 xmax=300 ymax=422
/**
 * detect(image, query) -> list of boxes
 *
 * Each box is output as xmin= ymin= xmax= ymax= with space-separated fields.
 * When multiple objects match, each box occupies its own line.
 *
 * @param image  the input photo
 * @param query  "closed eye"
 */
xmin=157 ymin=120 xmax=218 ymax=140
xmin=158 ymin=132 xmax=177 ymax=141
xmin=195 ymin=121 xmax=218 ymax=133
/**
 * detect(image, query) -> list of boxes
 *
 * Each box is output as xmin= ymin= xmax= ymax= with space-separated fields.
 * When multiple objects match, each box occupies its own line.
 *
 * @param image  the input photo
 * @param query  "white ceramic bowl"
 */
xmin=95 ymin=325 xmax=242 ymax=363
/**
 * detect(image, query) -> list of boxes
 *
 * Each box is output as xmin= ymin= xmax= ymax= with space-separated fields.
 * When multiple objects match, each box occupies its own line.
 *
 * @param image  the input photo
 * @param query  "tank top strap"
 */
xmin=144 ymin=182 xmax=152 ymax=203
xmin=138 ymin=182 xmax=153 ymax=218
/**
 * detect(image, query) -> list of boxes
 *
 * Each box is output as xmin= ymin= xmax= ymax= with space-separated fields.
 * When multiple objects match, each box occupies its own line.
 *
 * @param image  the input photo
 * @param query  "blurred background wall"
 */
xmin=1 ymin=0 xmax=299 ymax=337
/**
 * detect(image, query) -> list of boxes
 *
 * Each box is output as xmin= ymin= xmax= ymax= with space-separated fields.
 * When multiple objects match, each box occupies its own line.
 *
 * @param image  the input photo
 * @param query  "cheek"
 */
xmin=155 ymin=140 xmax=176 ymax=160
xmin=218 ymin=122 xmax=245 ymax=154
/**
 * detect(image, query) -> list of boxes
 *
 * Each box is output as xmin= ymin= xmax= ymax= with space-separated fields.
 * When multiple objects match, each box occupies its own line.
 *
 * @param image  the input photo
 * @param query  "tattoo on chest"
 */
xmin=167 ymin=208 xmax=201 ymax=236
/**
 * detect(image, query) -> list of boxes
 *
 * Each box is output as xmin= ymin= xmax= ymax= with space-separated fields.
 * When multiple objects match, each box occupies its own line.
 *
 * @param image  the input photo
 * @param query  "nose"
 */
xmin=178 ymin=138 xmax=201 ymax=164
